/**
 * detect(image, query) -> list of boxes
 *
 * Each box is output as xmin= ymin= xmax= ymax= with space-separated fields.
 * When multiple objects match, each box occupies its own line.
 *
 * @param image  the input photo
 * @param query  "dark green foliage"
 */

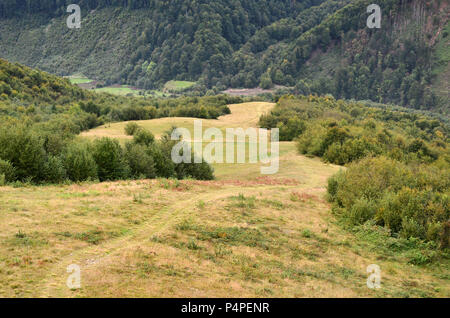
xmin=92 ymin=138 xmax=129 ymax=181
xmin=0 ymin=0 xmax=324 ymax=90
xmin=328 ymin=156 xmax=450 ymax=247
xmin=124 ymin=122 xmax=140 ymax=136
xmin=63 ymin=142 xmax=98 ymax=182
xmin=0 ymin=58 xmax=240 ymax=129
xmin=0 ymin=126 xmax=46 ymax=181
xmin=0 ymin=58 xmax=221 ymax=184
xmin=175 ymin=157 xmax=215 ymax=181
xmin=147 ymin=142 xmax=176 ymax=179
xmin=0 ymin=159 xmax=16 ymax=183
xmin=124 ymin=142 xmax=156 ymax=179
xmin=261 ymin=95 xmax=448 ymax=166
xmin=1 ymin=1 xmax=447 ymax=111
xmin=133 ymin=128 xmax=155 ymax=147
xmin=277 ymin=117 xmax=306 ymax=141
xmin=80 ymin=101 xmax=101 ymax=116
xmin=43 ymin=155 xmax=67 ymax=183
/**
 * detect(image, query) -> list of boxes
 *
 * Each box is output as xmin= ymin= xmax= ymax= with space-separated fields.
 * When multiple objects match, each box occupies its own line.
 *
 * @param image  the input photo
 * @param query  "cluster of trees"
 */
xmin=260 ymin=95 xmax=448 ymax=165
xmin=328 ymin=157 xmax=449 ymax=249
xmin=0 ymin=58 xmax=245 ymax=184
xmin=260 ymin=94 xmax=449 ymax=246
xmin=253 ymin=0 xmax=445 ymax=111
xmin=0 ymin=58 xmax=238 ymax=124
xmin=0 ymin=124 xmax=213 ymax=184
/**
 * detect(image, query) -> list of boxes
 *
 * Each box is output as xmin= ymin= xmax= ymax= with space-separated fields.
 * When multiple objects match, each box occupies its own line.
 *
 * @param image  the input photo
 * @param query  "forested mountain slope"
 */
xmin=0 ymin=0 xmax=448 ymax=112
xmin=0 ymin=0 xmax=328 ymax=86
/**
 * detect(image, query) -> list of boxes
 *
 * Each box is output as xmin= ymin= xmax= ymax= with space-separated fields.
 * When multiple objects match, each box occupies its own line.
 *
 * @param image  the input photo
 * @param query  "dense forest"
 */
xmin=0 ymin=0 xmax=448 ymax=112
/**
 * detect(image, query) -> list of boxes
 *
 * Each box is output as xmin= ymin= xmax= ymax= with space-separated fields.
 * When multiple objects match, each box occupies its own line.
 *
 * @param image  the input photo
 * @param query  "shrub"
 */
xmin=328 ymin=157 xmax=411 ymax=208
xmin=347 ymin=198 xmax=377 ymax=225
xmin=328 ymin=156 xmax=450 ymax=245
xmin=63 ymin=142 xmax=98 ymax=182
xmin=124 ymin=122 xmax=140 ymax=136
xmin=147 ymin=142 xmax=176 ymax=178
xmin=0 ymin=127 xmax=46 ymax=181
xmin=43 ymin=155 xmax=67 ymax=183
xmin=175 ymin=156 xmax=214 ymax=180
xmin=0 ymin=159 xmax=16 ymax=183
xmin=133 ymin=128 xmax=155 ymax=146
xmin=277 ymin=117 xmax=306 ymax=141
xmin=327 ymin=170 xmax=344 ymax=202
xmin=124 ymin=142 xmax=156 ymax=179
xmin=296 ymin=123 xmax=327 ymax=156
xmin=92 ymin=138 xmax=129 ymax=181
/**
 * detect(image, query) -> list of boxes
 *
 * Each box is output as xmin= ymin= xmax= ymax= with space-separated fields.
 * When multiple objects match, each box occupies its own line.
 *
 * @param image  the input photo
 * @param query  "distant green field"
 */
xmin=94 ymin=85 xmax=171 ymax=98
xmin=94 ymin=86 xmax=139 ymax=96
xmin=164 ymin=80 xmax=196 ymax=92
xmin=68 ymin=77 xmax=93 ymax=84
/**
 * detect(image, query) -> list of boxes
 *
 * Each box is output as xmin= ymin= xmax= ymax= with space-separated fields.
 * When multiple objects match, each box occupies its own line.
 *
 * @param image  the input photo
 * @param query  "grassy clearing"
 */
xmin=93 ymin=86 xmax=169 ymax=98
xmin=67 ymin=77 xmax=93 ymax=85
xmin=94 ymin=86 xmax=140 ymax=96
xmin=164 ymin=80 xmax=196 ymax=92
xmin=0 ymin=102 xmax=448 ymax=297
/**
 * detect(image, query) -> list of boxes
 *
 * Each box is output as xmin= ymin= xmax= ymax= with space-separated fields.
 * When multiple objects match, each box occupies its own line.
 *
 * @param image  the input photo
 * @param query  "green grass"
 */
xmin=94 ymin=86 xmax=169 ymax=98
xmin=94 ymin=86 xmax=139 ymax=96
xmin=68 ymin=77 xmax=93 ymax=84
xmin=164 ymin=80 xmax=196 ymax=92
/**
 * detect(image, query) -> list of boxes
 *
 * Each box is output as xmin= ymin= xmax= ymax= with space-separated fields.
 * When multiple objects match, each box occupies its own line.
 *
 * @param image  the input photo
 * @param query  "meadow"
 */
xmin=1 ymin=102 xmax=448 ymax=297
xmin=67 ymin=76 xmax=189 ymax=98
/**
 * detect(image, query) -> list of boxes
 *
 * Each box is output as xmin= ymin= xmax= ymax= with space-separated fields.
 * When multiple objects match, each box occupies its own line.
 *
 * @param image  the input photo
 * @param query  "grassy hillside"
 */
xmin=1 ymin=101 xmax=449 ymax=297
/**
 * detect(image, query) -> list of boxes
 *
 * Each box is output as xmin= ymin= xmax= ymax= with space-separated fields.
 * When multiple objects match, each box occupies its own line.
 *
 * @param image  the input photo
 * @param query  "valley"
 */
xmin=0 ymin=0 xmax=448 ymax=300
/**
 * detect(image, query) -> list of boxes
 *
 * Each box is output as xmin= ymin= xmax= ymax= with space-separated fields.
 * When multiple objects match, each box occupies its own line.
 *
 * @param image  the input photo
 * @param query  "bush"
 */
xmin=124 ymin=122 xmax=140 ymax=136
xmin=277 ymin=117 xmax=305 ymax=141
xmin=147 ymin=142 xmax=176 ymax=178
xmin=92 ymin=138 xmax=129 ymax=181
xmin=327 ymin=170 xmax=344 ymax=203
xmin=0 ymin=159 xmax=16 ymax=183
xmin=328 ymin=156 xmax=450 ymax=246
xmin=63 ymin=142 xmax=98 ymax=182
xmin=133 ymin=128 xmax=155 ymax=146
xmin=348 ymin=198 xmax=377 ymax=225
xmin=0 ymin=127 xmax=46 ymax=181
xmin=43 ymin=155 xmax=67 ymax=183
xmin=296 ymin=123 xmax=327 ymax=156
xmin=175 ymin=155 xmax=215 ymax=180
xmin=124 ymin=142 xmax=156 ymax=179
